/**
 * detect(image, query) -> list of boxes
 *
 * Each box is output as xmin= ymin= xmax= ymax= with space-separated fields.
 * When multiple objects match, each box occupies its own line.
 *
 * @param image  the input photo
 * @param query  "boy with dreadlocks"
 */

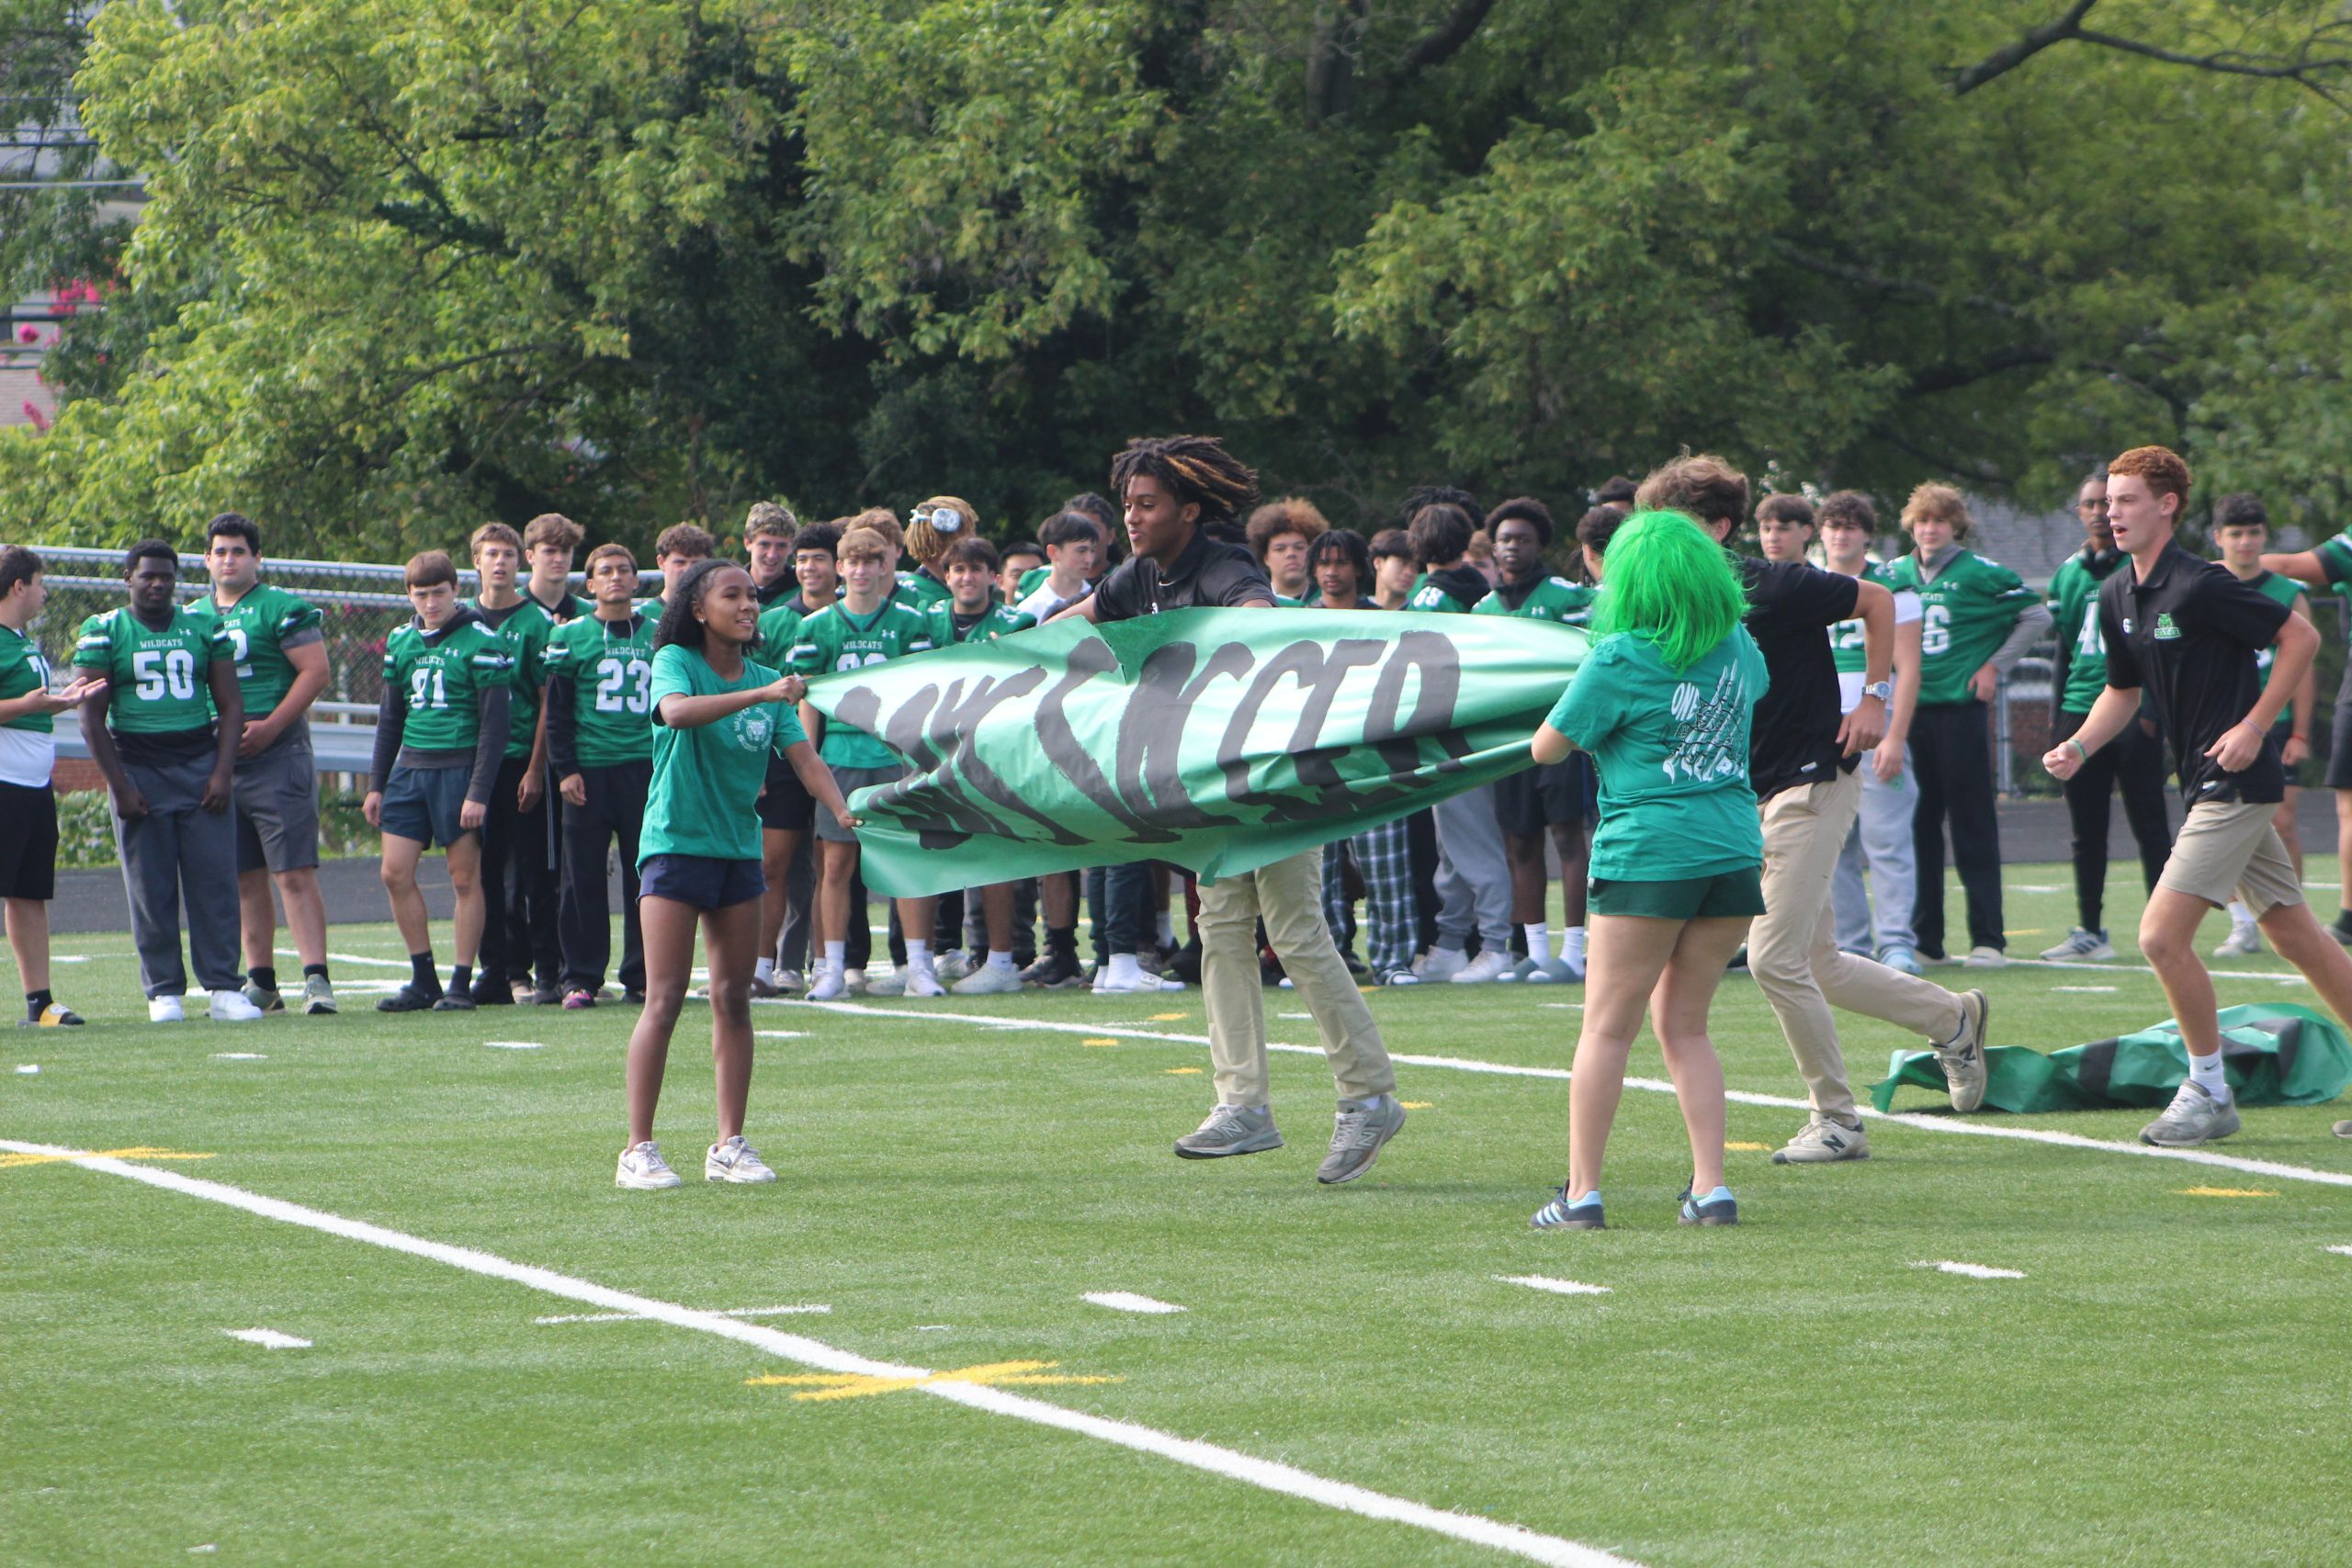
xmin=1057 ymin=435 xmax=1408 ymax=1183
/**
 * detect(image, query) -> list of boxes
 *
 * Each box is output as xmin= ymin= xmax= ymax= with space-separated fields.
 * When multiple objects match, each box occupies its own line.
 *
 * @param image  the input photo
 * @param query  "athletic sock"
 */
xmin=905 ymin=939 xmax=932 ymax=972
xmin=2227 ymin=899 xmax=2254 ymax=930
xmin=754 ymin=957 xmax=775 ymax=985
xmin=26 ymin=989 xmax=51 ymax=1022
xmin=2188 ymin=1049 xmax=2231 ymax=1103
xmin=1156 ymin=910 xmax=1176 ymax=946
xmin=450 ymin=964 xmax=473 ymax=997
xmin=823 ymin=940 xmax=846 ymax=966
xmin=409 ymin=952 xmax=439 ymax=993
xmin=1561 ymin=926 xmax=1586 ymax=968
xmin=1523 ymin=924 xmax=1553 ymax=966
xmin=1105 ymin=953 xmax=1144 ymax=984
xmin=1696 ymin=1185 xmax=1735 ymax=1205
xmin=1567 ymin=1189 xmax=1600 ymax=1211
xmin=986 ymin=949 xmax=1015 ymax=971
xmin=302 ymin=964 xmax=329 ymax=982
xmin=248 ymin=965 xmax=277 ymax=994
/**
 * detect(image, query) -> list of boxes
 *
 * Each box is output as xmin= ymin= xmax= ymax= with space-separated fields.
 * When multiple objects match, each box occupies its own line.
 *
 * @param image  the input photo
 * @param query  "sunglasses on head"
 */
xmin=910 ymin=505 xmax=965 ymax=533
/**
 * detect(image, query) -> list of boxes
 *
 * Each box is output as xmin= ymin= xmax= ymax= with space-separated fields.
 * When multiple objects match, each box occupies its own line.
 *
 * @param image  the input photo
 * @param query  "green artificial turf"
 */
xmin=4 ymin=865 xmax=2350 ymax=1566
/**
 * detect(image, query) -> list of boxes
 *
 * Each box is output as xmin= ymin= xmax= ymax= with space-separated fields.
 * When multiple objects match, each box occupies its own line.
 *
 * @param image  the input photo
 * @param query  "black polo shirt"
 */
xmin=2098 ymin=541 xmax=2290 ymax=805
xmin=1091 ymin=524 xmax=1272 ymax=623
xmin=1740 ymin=558 xmax=1861 ymax=801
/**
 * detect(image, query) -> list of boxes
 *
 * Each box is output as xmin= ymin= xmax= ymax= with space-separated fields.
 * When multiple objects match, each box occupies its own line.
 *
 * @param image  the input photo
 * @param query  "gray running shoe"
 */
xmin=2139 ymin=1080 xmax=2241 ymax=1147
xmin=242 ymin=981 xmax=284 ymax=1014
xmin=1771 ymin=1116 xmax=1871 ymax=1164
xmin=1173 ymin=1103 xmax=1283 ymax=1159
xmin=301 ymin=975 xmax=336 ymax=1015
xmin=2040 ymin=927 xmax=2113 ymax=961
xmin=1935 ymin=989 xmax=1991 ymax=1113
xmin=1317 ymin=1096 xmax=1407 ymax=1184
xmin=2334 ymin=1119 xmax=2352 ymax=1139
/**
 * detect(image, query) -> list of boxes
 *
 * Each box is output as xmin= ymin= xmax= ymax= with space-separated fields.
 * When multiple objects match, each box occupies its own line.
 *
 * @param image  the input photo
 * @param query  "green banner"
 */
xmin=800 ymin=609 xmax=1589 ymax=897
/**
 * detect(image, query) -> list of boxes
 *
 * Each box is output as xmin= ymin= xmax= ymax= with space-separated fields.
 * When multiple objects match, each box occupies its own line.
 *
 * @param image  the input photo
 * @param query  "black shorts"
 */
xmin=1494 ymin=758 xmax=1588 ymax=836
xmin=755 ymin=752 xmax=815 ymax=831
xmin=2328 ymin=701 xmax=2352 ymax=790
xmin=639 ymin=852 xmax=764 ymax=910
xmin=0 ymin=780 xmax=58 ymax=900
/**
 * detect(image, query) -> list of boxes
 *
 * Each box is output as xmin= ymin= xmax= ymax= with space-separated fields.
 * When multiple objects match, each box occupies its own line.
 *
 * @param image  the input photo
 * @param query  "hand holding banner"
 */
xmin=801 ymin=608 xmax=1589 ymax=897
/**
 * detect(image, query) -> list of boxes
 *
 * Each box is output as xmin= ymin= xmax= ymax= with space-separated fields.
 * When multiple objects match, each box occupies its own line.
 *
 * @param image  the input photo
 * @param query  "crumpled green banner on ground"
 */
xmin=801 ymin=608 xmax=1589 ymax=897
xmin=1869 ymin=1002 xmax=2352 ymax=1113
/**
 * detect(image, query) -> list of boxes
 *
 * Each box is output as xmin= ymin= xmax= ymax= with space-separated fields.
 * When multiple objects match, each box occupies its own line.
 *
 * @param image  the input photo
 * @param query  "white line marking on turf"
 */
xmin=212 ymin=1053 xmax=267 ymax=1061
xmin=2016 ymin=956 xmax=2307 ymax=983
xmin=316 ymin=951 xmax=413 ymax=970
xmin=6 ymin=1141 xmax=1638 ymax=1568
xmin=1913 ymin=1261 xmax=2025 ymax=1280
xmin=2328 ymin=1246 xmax=2352 ymax=1258
xmin=15 ymin=1064 xmax=37 ymax=1074
xmin=484 ymin=1041 xmax=542 ymax=1051
xmin=1498 ymin=1276 xmax=1611 ymax=1297
xmin=2052 ymin=986 xmax=2117 ymax=993
xmin=800 ymin=1001 xmax=2352 ymax=1190
xmin=536 ymin=1304 xmax=831 ymax=1325
xmin=224 ymin=1327 xmax=311 ymax=1348
xmin=1083 ymin=1292 xmax=1187 ymax=1314
xmin=755 ymin=1031 xmax=808 ymax=1040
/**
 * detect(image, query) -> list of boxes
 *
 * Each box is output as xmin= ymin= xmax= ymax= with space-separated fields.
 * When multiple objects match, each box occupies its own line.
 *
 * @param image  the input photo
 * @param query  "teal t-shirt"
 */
xmin=1545 ymin=627 xmax=1768 ymax=882
xmin=640 ymin=644 xmax=808 ymax=865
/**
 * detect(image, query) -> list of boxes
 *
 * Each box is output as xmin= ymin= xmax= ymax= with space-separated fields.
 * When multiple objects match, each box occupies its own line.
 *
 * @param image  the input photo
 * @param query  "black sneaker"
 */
xmin=1170 ymin=938 xmax=1203 ymax=986
xmin=376 ymin=985 xmax=443 ymax=1013
xmin=1020 ymin=950 xmax=1086 ymax=988
xmin=621 ymin=989 xmax=646 ymax=1006
xmin=1677 ymin=1185 xmax=1738 ymax=1226
xmin=527 ymin=985 xmax=564 ymax=1007
xmin=2331 ymin=918 xmax=2352 ymax=950
xmin=432 ymin=993 xmax=478 ymax=1012
xmin=1340 ymin=949 xmax=1370 ymax=979
xmin=469 ymin=979 xmax=514 ymax=1006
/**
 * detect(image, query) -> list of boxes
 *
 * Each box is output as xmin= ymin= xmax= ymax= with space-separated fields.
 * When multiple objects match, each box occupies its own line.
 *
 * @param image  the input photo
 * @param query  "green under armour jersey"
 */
xmin=2250 ymin=569 xmax=2305 ymax=691
xmin=923 ymin=601 xmax=1035 ymax=646
xmin=542 ymin=614 xmax=656 ymax=766
xmin=469 ymin=595 xmax=565 ymax=760
xmin=1407 ymin=581 xmax=1477 ymax=614
xmin=893 ymin=570 xmax=951 ymax=611
xmin=0 ymin=623 xmax=56 ymax=737
xmin=1829 ymin=562 xmax=1917 ymax=674
xmin=1471 ymin=575 xmax=1594 ymax=627
xmin=2047 ymin=553 xmax=2130 ymax=715
xmin=1881 ymin=548 xmax=2036 ymax=705
xmin=186 ymin=582 xmax=324 ymax=720
xmin=382 ymin=615 xmax=516 ymax=750
xmin=786 ymin=599 xmax=933 ymax=768
xmin=73 ymin=605 xmax=231 ymax=734
xmin=756 ymin=600 xmax=810 ymax=672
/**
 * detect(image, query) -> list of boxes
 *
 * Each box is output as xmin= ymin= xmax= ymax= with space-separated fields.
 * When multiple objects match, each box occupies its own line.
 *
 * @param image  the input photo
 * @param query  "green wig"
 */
xmin=1590 ymin=509 xmax=1749 ymax=671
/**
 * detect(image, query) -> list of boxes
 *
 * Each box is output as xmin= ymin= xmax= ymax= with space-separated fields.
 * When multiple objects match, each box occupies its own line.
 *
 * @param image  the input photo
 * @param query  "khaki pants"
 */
xmin=1198 ymin=849 xmax=1396 ymax=1108
xmin=1751 ymin=772 xmax=1965 ymax=1122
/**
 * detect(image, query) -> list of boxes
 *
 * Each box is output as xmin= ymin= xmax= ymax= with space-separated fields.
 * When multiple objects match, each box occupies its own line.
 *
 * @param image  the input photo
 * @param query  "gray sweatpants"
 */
xmin=1832 ymin=744 xmax=1919 ymax=956
xmin=1432 ymin=784 xmax=1513 ymax=952
xmin=775 ymin=833 xmax=815 ymax=973
xmin=112 ymin=752 xmax=242 ymax=998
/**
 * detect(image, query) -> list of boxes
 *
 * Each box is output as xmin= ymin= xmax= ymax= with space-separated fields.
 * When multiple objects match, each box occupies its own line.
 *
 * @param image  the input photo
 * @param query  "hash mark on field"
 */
xmin=15 ymin=1064 xmax=38 ymax=1074
xmin=0 ymin=1145 xmax=212 ymax=1170
xmin=1914 ymin=1261 xmax=2024 ymax=1280
xmin=484 ymin=1041 xmax=542 ymax=1051
xmin=1541 ymin=1003 xmax=1581 ymax=1010
xmin=755 ymin=1031 xmax=808 ymax=1040
xmin=2007 ymin=884 xmax=2064 ymax=894
xmin=2177 ymin=1186 xmax=2277 ymax=1198
xmin=1148 ymin=1012 xmax=1190 ymax=1021
xmin=224 ymin=1327 xmax=311 ymax=1349
xmin=751 ymin=1359 xmax=1123 ymax=1402
xmin=1402 ymin=1101 xmax=1434 ymax=1110
xmin=1084 ymin=1292 xmax=1187 ymax=1314
xmin=1498 ymin=1276 xmax=1611 ymax=1297
xmin=536 ymin=1303 xmax=831 ymax=1325
xmin=1724 ymin=1141 xmax=1772 ymax=1152
xmin=1081 ymin=1037 xmax=1119 ymax=1047
xmin=2328 ymin=1246 xmax=2352 ymax=1258
xmin=2052 ymin=986 xmax=2117 ymax=993
xmin=213 ymin=1053 xmax=268 ymax=1060
xmin=1164 ymin=1067 xmax=1203 ymax=1075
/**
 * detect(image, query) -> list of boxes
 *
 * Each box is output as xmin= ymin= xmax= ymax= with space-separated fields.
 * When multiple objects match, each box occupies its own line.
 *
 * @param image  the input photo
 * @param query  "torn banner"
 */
xmin=799 ymin=609 xmax=1589 ymax=897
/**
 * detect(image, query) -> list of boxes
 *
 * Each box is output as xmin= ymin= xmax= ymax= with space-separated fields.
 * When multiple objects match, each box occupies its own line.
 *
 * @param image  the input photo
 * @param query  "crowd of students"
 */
xmin=7 ymin=433 xmax=2352 ymax=1206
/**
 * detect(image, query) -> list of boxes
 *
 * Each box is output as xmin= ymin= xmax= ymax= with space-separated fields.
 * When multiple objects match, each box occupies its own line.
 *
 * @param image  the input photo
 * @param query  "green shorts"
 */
xmin=1589 ymin=866 xmax=1764 ymax=920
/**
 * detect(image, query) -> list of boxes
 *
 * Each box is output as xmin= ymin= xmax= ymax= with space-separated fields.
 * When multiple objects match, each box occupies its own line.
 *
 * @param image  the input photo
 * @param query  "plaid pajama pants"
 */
xmin=1322 ymin=817 xmax=1419 ymax=976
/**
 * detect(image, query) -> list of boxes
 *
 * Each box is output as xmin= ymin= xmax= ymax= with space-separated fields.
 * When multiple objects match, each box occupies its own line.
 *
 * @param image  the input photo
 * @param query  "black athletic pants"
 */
xmin=481 ymin=755 xmax=562 ymax=990
xmin=558 ymin=761 xmax=647 ymax=995
xmin=2052 ymin=707 xmax=2175 ymax=932
xmin=1908 ymin=700 xmax=2007 ymax=956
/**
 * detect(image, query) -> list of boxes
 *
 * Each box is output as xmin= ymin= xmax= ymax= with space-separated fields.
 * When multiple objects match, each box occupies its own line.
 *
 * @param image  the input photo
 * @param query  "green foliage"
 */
xmin=8 ymin=0 xmax=2352 ymax=553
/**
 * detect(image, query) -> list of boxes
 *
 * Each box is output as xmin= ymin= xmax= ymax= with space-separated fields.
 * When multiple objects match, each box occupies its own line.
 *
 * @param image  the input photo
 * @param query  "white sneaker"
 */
xmin=706 ymin=1134 xmax=778 ymax=1183
xmin=865 ymin=964 xmax=907 ymax=997
xmin=1417 ymin=946 xmax=1468 ymax=983
xmin=933 ymin=950 xmax=972 ymax=982
xmin=2213 ymin=924 xmax=2264 ymax=959
xmin=805 ymin=967 xmax=847 ymax=1002
xmin=616 ymin=1141 xmax=684 ymax=1190
xmin=842 ymin=967 xmax=869 ymax=996
xmin=149 ymin=995 xmax=185 ymax=1023
xmin=1964 ymin=945 xmax=2007 ymax=969
xmin=1524 ymin=957 xmax=1582 ymax=984
xmin=1450 ymin=949 xmax=1513 ymax=984
xmin=903 ymin=963 xmax=946 ymax=998
xmin=951 ymin=964 xmax=1023 ymax=995
xmin=209 ymin=989 xmax=265 ymax=1022
xmin=773 ymin=968 xmax=802 ymax=994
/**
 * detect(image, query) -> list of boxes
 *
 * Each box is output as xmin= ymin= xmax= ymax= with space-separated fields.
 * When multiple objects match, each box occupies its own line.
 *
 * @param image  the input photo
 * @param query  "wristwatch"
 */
xmin=1860 ymin=680 xmax=1892 ymax=703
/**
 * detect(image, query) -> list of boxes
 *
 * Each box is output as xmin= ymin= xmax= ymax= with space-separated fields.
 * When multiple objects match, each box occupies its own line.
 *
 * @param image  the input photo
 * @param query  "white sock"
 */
xmin=754 ymin=957 xmax=775 ymax=984
xmin=987 ymin=949 xmax=1015 ymax=971
xmin=906 ymin=939 xmax=932 ymax=971
xmin=1523 ymin=923 xmax=1552 ymax=966
xmin=1561 ymin=926 xmax=1587 ymax=966
xmin=2188 ymin=1049 xmax=2230 ymax=1102
xmin=2227 ymin=899 xmax=2254 ymax=929
xmin=1106 ymin=953 xmax=1144 ymax=983
xmin=1156 ymin=910 xmax=1175 ymax=945
xmin=823 ymin=941 xmax=845 ymax=967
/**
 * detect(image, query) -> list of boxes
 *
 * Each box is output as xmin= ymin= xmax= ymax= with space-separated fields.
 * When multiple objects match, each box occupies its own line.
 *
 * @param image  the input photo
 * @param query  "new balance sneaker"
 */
xmin=21 ymin=1001 xmax=83 ymax=1027
xmin=1020 ymin=950 xmax=1087 ymax=988
xmin=431 ymin=992 xmax=477 ymax=1012
xmin=616 ymin=1141 xmax=684 ymax=1190
xmin=1878 ymin=944 xmax=1924 ymax=976
xmin=242 ymin=981 xmax=285 ymax=1014
xmin=562 ymin=987 xmax=596 ymax=1010
xmin=1416 ymin=946 xmax=1469 ymax=983
xmin=865 ymin=964 xmax=907 ymax=998
xmin=1678 ymin=1185 xmax=1739 ymax=1226
xmin=148 ymin=995 xmax=185 ymax=1023
xmin=933 ymin=949 xmax=972 ymax=983
xmin=951 ymin=964 xmax=1023 ymax=995
xmin=301 ymin=976 xmax=337 ymax=1015
xmin=1531 ymin=1188 xmax=1605 ymax=1230
xmin=1317 ymin=1095 xmax=1406 ymax=1184
xmin=1771 ymin=1116 xmax=1871 ymax=1164
xmin=209 ymin=989 xmax=265 ymax=1022
xmin=1964 ymin=945 xmax=2006 ymax=968
xmin=2139 ymin=1080 xmax=2241 ymax=1147
xmin=2212 ymin=924 xmax=2263 ymax=959
xmin=1173 ymin=1103 xmax=1283 ymax=1159
xmin=1374 ymin=967 xmax=1421 ymax=987
xmin=2041 ymin=927 xmax=2113 ymax=961
xmin=1935 ymin=989 xmax=1991 ymax=1113
xmin=805 ymin=967 xmax=848 ymax=1002
xmin=706 ymin=1134 xmax=778 ymax=1184
xmin=903 ymin=963 xmax=946 ymax=998
xmin=375 ymin=985 xmax=441 ymax=1013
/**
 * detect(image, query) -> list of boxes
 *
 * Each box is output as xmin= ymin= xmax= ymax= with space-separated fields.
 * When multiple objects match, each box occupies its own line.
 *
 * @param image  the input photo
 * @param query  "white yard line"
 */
xmin=536 ymin=1304 xmax=831 ymax=1325
xmin=224 ymin=1327 xmax=311 ymax=1348
xmin=5 ymin=1141 xmax=1638 ymax=1568
xmin=1913 ymin=1260 xmax=2024 ymax=1280
xmin=2012 ymin=956 xmax=2307 ymax=983
xmin=2328 ymin=1245 xmax=2352 ymax=1258
xmin=1082 ymin=1292 xmax=1187 ymax=1314
xmin=798 ymin=1001 xmax=2352 ymax=1190
xmin=1498 ymin=1276 xmax=1611 ymax=1297
xmin=484 ymin=1042 xmax=543 ymax=1051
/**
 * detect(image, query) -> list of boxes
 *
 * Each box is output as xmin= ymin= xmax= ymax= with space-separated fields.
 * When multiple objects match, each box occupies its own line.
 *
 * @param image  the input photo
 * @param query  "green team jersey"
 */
xmin=640 ymin=644 xmax=808 ymax=865
xmin=469 ymin=595 xmax=565 ymax=760
xmin=786 ymin=599 xmax=934 ymax=768
xmin=1471 ymin=574 xmax=1594 ymax=627
xmin=73 ymin=605 xmax=232 ymax=734
xmin=923 ymin=601 xmax=1035 ymax=647
xmin=0 ymin=623 xmax=55 ymax=737
xmin=1828 ymin=562 xmax=1918 ymax=673
xmin=894 ymin=570 xmax=951 ymax=611
xmin=2046 ymin=552 xmax=2130 ymax=715
xmin=756 ymin=600 xmax=809 ymax=671
xmin=1407 ymin=580 xmax=1477 ymax=614
xmin=1016 ymin=564 xmax=1052 ymax=599
xmin=1882 ymin=548 xmax=2036 ymax=705
xmin=382 ymin=615 xmax=516 ymax=751
xmin=542 ymin=613 xmax=656 ymax=767
xmin=185 ymin=582 xmax=324 ymax=721
xmin=2249 ymin=569 xmax=2305 ymax=692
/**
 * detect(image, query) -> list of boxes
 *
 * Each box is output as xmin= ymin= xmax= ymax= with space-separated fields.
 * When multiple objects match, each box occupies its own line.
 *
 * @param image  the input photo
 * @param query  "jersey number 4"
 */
xmin=131 ymin=648 xmax=198 ymax=702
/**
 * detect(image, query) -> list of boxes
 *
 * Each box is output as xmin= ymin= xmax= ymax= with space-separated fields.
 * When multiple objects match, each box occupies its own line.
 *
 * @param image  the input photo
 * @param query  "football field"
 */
xmin=6 ymin=866 xmax=2351 ymax=1566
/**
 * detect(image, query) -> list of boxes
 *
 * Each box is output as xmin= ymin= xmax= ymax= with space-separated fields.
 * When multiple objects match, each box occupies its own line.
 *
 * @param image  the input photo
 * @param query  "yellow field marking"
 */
xmin=748 ymin=1359 xmax=1123 ymax=1402
xmin=1163 ymin=1067 xmax=1203 ymax=1075
xmin=0 ymin=1145 xmax=214 ymax=1171
xmin=1401 ymin=1101 xmax=1434 ymax=1111
xmin=1724 ymin=1141 xmax=1773 ymax=1152
xmin=2177 ymin=1186 xmax=2278 ymax=1198
xmin=1147 ymin=1012 xmax=1191 ymax=1021
xmin=1081 ymin=1037 xmax=1120 ymax=1047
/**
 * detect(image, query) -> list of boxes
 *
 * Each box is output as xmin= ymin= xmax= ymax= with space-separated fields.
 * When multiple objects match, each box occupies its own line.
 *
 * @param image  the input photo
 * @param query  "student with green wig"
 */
xmin=1526 ymin=508 xmax=1766 ymax=1230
